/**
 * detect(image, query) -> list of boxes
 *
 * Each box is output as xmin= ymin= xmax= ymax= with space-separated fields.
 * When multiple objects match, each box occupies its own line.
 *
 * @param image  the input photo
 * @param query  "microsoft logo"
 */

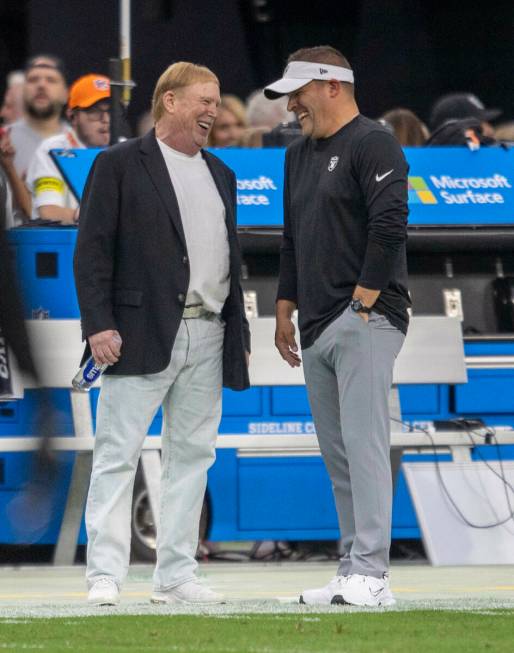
xmin=408 ymin=176 xmax=437 ymax=204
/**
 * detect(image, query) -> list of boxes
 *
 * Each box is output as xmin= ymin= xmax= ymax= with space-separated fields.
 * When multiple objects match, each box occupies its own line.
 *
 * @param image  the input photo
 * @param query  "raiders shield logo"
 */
xmin=328 ymin=156 xmax=339 ymax=172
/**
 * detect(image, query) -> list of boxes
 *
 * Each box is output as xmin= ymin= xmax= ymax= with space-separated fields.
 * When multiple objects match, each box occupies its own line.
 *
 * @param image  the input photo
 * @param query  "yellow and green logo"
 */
xmin=408 ymin=176 xmax=437 ymax=204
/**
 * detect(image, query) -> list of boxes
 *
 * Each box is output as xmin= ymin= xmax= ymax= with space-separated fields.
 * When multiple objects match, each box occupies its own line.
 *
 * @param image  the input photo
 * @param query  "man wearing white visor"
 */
xmin=264 ymin=60 xmax=355 ymax=99
xmin=267 ymin=46 xmax=410 ymax=607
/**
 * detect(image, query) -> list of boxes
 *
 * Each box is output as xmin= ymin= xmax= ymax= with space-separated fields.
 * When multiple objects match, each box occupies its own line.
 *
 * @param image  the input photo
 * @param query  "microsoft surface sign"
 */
xmin=404 ymin=147 xmax=514 ymax=225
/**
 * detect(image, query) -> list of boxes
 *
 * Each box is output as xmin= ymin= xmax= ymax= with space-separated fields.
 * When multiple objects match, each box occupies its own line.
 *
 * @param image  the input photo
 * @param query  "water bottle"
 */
xmin=72 ymin=356 xmax=108 ymax=391
xmin=72 ymin=334 xmax=122 ymax=391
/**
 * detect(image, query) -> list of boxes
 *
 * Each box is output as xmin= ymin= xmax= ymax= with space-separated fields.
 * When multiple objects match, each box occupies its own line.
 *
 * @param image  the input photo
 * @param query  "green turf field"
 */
xmin=1 ymin=611 xmax=513 ymax=653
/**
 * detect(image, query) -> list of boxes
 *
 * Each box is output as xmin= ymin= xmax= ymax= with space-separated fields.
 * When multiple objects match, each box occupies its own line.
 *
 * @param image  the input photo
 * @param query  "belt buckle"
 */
xmin=183 ymin=303 xmax=205 ymax=319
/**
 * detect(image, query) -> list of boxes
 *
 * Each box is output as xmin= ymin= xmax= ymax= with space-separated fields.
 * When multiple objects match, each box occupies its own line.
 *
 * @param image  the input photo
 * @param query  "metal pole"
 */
xmin=109 ymin=1 xmax=133 ymax=144
xmin=120 ymin=0 xmax=132 ymax=108
xmin=109 ymin=58 xmax=124 ymax=145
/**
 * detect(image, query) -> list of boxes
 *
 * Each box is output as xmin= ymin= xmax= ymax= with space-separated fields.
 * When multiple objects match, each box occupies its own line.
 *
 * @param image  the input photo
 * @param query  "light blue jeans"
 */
xmin=85 ymin=316 xmax=224 ymax=591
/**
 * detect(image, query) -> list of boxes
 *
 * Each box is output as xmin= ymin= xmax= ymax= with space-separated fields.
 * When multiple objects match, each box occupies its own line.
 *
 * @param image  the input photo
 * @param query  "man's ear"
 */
xmin=162 ymin=90 xmax=177 ymax=115
xmin=66 ymin=107 xmax=75 ymax=125
xmin=327 ymin=80 xmax=342 ymax=98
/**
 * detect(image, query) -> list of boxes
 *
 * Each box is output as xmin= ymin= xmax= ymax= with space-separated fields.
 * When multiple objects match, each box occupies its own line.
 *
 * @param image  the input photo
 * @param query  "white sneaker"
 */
xmin=299 ymin=575 xmax=349 ymax=605
xmin=332 ymin=573 xmax=395 ymax=607
xmin=87 ymin=577 xmax=120 ymax=606
xmin=151 ymin=579 xmax=224 ymax=605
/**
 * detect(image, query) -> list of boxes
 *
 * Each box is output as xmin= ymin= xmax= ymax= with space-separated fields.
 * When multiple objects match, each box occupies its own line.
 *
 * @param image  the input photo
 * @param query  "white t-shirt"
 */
xmin=8 ymin=119 xmax=68 ymax=225
xmin=9 ymin=119 xmax=68 ymax=179
xmin=26 ymin=130 xmax=83 ymax=220
xmin=157 ymin=139 xmax=230 ymax=315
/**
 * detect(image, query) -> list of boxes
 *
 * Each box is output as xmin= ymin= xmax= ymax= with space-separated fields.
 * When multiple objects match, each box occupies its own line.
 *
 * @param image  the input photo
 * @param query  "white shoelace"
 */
xmin=93 ymin=577 xmax=116 ymax=588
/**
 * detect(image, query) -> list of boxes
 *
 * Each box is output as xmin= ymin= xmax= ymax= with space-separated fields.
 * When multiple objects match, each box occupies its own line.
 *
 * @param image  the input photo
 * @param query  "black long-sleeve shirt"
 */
xmin=277 ymin=114 xmax=410 ymax=349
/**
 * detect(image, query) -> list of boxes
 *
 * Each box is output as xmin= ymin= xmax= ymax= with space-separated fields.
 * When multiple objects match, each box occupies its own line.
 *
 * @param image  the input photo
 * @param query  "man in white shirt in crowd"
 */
xmin=10 ymin=55 xmax=69 ymax=176
xmin=0 ymin=55 xmax=69 ymax=222
xmin=27 ymin=73 xmax=110 ymax=225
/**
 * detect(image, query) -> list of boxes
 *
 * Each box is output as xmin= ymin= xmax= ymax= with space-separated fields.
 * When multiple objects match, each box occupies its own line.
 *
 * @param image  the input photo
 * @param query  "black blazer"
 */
xmin=73 ymin=130 xmax=250 ymax=391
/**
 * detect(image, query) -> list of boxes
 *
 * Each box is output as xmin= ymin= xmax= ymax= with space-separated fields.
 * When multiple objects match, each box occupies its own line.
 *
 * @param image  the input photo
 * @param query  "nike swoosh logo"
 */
xmin=375 ymin=169 xmax=394 ymax=182
xmin=370 ymin=588 xmax=384 ymax=597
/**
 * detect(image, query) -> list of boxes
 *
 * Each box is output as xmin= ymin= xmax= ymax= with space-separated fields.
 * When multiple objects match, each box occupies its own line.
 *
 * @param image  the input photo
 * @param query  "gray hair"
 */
xmin=246 ymin=89 xmax=294 ymax=129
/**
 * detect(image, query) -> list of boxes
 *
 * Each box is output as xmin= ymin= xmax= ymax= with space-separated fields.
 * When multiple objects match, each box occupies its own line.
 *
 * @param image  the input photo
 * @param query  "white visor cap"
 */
xmin=264 ymin=61 xmax=354 ymax=99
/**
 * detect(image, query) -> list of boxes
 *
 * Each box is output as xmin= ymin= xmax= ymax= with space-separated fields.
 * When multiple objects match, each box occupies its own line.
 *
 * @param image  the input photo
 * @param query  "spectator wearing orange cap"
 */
xmin=27 ymin=74 xmax=111 ymax=225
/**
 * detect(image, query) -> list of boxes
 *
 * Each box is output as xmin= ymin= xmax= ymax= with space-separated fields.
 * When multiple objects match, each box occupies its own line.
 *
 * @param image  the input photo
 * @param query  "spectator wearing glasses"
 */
xmin=27 ymin=74 xmax=110 ymax=225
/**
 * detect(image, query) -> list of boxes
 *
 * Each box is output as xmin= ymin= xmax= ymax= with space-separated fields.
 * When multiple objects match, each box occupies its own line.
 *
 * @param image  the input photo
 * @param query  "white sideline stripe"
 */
xmin=1 ymin=586 xmax=514 ymax=601
xmin=1 ymin=598 xmax=514 ymax=618
xmin=1 ymin=429 xmax=514 ymax=452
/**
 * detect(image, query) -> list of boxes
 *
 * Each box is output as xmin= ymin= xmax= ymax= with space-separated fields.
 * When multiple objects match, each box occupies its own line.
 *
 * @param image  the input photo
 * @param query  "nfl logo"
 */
xmin=32 ymin=307 xmax=50 ymax=319
xmin=328 ymin=156 xmax=339 ymax=172
xmin=94 ymin=79 xmax=110 ymax=90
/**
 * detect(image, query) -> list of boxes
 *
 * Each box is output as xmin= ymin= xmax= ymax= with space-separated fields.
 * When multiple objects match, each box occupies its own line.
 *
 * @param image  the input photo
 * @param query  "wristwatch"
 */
xmin=350 ymin=298 xmax=372 ymax=314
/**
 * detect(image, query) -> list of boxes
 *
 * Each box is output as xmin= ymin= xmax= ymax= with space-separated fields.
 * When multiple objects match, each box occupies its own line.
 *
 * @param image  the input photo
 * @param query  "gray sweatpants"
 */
xmin=302 ymin=306 xmax=405 ymax=578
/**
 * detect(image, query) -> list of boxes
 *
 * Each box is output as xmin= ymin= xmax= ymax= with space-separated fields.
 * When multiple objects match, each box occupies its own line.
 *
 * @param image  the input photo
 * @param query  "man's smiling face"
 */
xmin=287 ymin=81 xmax=332 ymax=139
xmin=170 ymin=82 xmax=220 ymax=154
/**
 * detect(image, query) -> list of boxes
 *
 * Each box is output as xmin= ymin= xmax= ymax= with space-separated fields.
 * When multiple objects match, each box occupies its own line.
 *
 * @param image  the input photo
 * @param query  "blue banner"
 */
xmin=209 ymin=148 xmax=285 ymax=227
xmin=52 ymin=145 xmax=514 ymax=228
xmin=51 ymin=146 xmax=286 ymax=227
xmin=404 ymin=147 xmax=514 ymax=226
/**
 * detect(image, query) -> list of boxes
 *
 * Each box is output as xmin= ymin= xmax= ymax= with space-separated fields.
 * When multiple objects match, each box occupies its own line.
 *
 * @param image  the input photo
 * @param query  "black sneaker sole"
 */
xmin=89 ymin=601 xmax=119 ymax=606
xmin=331 ymin=594 xmax=391 ymax=607
xmin=331 ymin=594 xmax=349 ymax=605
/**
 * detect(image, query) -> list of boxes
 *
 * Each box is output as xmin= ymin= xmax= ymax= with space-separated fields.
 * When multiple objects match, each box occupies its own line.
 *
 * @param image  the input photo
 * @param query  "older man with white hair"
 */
xmin=75 ymin=61 xmax=250 ymax=607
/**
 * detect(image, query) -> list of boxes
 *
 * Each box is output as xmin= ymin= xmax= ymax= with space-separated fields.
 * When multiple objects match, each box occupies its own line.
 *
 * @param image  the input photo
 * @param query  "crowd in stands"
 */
xmin=1 ymin=53 xmax=513 ymax=230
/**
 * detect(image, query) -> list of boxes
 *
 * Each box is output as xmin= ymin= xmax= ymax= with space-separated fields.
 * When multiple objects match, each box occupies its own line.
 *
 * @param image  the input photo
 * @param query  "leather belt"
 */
xmin=182 ymin=303 xmax=214 ymax=319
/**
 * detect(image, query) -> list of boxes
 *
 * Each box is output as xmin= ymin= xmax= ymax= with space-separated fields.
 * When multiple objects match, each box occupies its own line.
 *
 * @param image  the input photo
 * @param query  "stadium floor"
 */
xmin=1 ymin=561 xmax=514 ymax=617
